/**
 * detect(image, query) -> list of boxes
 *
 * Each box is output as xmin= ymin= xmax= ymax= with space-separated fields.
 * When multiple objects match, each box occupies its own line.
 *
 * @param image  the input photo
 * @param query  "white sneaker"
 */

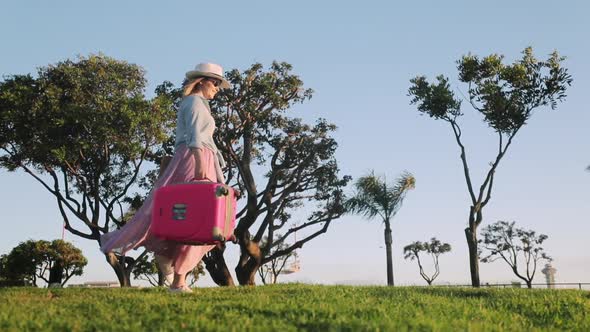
xmin=168 ymin=285 xmax=193 ymax=293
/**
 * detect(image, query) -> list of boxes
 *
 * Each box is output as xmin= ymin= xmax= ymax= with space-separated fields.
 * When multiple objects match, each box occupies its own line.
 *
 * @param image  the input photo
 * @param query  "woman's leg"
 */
xmin=155 ymin=254 xmax=174 ymax=285
xmin=170 ymin=244 xmax=215 ymax=288
xmin=169 ymin=148 xmax=218 ymax=288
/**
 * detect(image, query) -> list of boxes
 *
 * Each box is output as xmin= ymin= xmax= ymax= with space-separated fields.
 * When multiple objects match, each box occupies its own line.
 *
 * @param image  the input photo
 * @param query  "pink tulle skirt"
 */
xmin=100 ymin=144 xmax=217 ymax=275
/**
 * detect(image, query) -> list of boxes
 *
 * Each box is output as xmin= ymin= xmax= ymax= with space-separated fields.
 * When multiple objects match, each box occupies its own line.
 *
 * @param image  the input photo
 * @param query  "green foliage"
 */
xmin=410 ymin=47 xmax=572 ymax=134
xmin=0 ymin=54 xmax=177 ymax=287
xmin=1 ymin=239 xmax=87 ymax=287
xmin=408 ymin=75 xmax=462 ymax=120
xmin=0 ymin=54 xmax=176 ymax=239
xmin=0 ymin=240 xmax=39 ymax=285
xmin=0 ymin=285 xmax=588 ymax=331
xmin=212 ymin=62 xmax=351 ymax=228
xmin=345 ymin=170 xmax=415 ymax=222
xmin=403 ymin=238 xmax=451 ymax=261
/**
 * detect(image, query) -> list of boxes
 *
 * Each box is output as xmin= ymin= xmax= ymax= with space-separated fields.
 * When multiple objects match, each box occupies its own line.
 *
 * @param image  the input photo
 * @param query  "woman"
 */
xmin=100 ymin=62 xmax=231 ymax=293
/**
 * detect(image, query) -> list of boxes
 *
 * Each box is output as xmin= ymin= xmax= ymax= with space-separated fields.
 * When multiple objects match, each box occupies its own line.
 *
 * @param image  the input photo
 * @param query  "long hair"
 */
xmin=182 ymin=77 xmax=206 ymax=97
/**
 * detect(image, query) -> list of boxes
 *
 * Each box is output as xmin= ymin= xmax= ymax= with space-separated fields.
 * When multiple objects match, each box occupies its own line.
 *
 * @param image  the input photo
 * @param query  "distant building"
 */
xmin=68 ymin=281 xmax=120 ymax=288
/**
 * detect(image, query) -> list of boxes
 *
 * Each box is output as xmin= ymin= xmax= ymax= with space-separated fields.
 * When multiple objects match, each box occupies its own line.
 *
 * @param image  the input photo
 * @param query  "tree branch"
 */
xmin=104 ymin=144 xmax=150 ymax=230
xmin=449 ymin=121 xmax=477 ymax=204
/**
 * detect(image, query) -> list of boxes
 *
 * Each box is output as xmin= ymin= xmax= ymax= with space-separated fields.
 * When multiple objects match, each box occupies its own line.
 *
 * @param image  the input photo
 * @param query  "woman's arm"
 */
xmin=186 ymin=97 xmax=213 ymax=181
xmin=191 ymin=147 xmax=213 ymax=181
xmin=187 ymin=97 xmax=206 ymax=150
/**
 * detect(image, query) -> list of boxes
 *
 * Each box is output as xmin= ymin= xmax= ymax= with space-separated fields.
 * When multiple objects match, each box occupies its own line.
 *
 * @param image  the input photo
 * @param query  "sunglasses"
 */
xmin=206 ymin=78 xmax=222 ymax=87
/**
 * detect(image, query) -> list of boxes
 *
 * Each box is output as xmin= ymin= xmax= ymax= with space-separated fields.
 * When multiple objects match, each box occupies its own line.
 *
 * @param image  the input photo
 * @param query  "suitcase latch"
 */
xmin=172 ymin=204 xmax=187 ymax=220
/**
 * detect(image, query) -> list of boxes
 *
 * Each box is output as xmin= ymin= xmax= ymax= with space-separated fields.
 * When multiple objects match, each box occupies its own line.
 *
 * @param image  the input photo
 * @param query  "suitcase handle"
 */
xmin=212 ymin=234 xmax=226 ymax=242
xmin=190 ymin=177 xmax=215 ymax=183
xmin=228 ymin=234 xmax=237 ymax=244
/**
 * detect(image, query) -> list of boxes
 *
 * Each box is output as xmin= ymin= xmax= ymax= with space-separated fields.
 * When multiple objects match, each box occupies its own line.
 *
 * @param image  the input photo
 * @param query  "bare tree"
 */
xmin=257 ymin=235 xmax=299 ymax=284
xmin=479 ymin=221 xmax=551 ymax=288
xmin=403 ymin=238 xmax=451 ymax=285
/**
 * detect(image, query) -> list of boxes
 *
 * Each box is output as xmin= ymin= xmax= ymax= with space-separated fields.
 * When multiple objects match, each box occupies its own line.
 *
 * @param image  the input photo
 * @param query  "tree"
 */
xmin=156 ymin=62 xmax=351 ymax=286
xmin=0 ymin=254 xmax=6 ymax=277
xmin=45 ymin=239 xmax=88 ymax=286
xmin=345 ymin=171 xmax=415 ymax=286
xmin=408 ymin=47 xmax=572 ymax=287
xmin=0 ymin=254 xmax=10 ymax=286
xmin=132 ymin=252 xmax=205 ymax=287
xmin=2 ymin=239 xmax=87 ymax=287
xmin=479 ymin=221 xmax=551 ymax=289
xmin=403 ymin=238 xmax=451 ymax=285
xmin=0 ymin=55 xmax=176 ymax=286
xmin=1 ymin=240 xmax=38 ymax=286
xmin=257 ymin=235 xmax=299 ymax=285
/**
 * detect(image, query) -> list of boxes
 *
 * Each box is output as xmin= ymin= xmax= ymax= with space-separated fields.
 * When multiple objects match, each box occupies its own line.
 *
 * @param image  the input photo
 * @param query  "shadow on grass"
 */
xmin=411 ymin=287 xmax=493 ymax=299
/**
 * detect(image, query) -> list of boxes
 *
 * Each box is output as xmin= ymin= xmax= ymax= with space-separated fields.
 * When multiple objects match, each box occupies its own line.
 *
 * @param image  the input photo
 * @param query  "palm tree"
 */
xmin=345 ymin=171 xmax=415 ymax=286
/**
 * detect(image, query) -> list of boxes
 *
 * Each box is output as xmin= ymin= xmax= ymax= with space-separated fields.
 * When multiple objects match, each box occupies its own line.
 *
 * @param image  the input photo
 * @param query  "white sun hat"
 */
xmin=185 ymin=62 xmax=231 ymax=89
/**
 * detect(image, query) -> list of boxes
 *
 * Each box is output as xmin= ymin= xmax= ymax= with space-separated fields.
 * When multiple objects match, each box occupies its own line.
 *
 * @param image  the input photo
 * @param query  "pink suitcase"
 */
xmin=151 ymin=181 xmax=236 ymax=245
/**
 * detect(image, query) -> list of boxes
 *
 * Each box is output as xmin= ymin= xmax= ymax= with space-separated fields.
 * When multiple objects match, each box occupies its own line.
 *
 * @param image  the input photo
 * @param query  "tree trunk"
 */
xmin=157 ymin=270 xmax=166 ymax=286
xmin=464 ymin=227 xmax=480 ymax=288
xmin=526 ymin=280 xmax=532 ymax=289
xmin=203 ymin=246 xmax=235 ymax=286
xmin=48 ymin=261 xmax=63 ymax=286
xmin=235 ymin=230 xmax=262 ymax=286
xmin=105 ymin=253 xmax=132 ymax=287
xmin=236 ymin=258 xmax=259 ymax=285
xmin=384 ymin=222 xmax=394 ymax=286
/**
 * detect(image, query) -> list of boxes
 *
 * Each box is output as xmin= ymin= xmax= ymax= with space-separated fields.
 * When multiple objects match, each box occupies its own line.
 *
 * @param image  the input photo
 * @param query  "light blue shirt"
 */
xmin=174 ymin=95 xmax=225 ymax=168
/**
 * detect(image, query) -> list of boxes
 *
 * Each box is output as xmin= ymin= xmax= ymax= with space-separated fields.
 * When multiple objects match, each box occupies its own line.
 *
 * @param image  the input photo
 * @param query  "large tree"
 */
xmin=210 ymin=62 xmax=350 ymax=285
xmin=0 ymin=55 xmax=176 ymax=286
xmin=156 ymin=62 xmax=351 ymax=286
xmin=403 ymin=238 xmax=451 ymax=285
xmin=408 ymin=47 xmax=572 ymax=287
xmin=479 ymin=221 xmax=551 ymax=289
xmin=345 ymin=171 xmax=415 ymax=286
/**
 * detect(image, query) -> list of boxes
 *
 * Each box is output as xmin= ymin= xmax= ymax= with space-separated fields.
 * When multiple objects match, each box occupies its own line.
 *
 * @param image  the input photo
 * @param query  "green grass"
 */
xmin=0 ymin=284 xmax=588 ymax=331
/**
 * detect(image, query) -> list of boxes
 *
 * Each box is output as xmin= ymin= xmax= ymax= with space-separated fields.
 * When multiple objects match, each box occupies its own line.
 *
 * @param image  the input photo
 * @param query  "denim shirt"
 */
xmin=174 ymin=95 xmax=226 ymax=168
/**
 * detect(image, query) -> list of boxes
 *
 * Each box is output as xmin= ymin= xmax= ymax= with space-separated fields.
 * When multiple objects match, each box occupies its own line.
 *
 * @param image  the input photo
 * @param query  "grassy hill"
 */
xmin=0 ymin=284 xmax=588 ymax=331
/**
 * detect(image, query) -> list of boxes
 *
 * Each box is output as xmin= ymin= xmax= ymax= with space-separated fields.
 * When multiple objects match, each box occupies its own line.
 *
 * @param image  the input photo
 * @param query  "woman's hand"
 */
xmin=191 ymin=147 xmax=212 ymax=181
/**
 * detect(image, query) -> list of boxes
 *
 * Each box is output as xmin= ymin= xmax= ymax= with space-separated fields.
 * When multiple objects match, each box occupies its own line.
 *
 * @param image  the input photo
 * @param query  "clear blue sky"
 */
xmin=1 ymin=0 xmax=589 ymax=287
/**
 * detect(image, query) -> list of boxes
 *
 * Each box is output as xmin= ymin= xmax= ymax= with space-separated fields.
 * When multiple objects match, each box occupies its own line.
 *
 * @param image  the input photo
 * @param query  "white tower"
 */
xmin=541 ymin=263 xmax=557 ymax=289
